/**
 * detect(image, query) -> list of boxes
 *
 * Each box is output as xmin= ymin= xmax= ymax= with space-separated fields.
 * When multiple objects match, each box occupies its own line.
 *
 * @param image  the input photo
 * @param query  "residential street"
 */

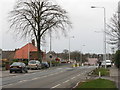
xmin=2 ymin=65 xmax=97 ymax=88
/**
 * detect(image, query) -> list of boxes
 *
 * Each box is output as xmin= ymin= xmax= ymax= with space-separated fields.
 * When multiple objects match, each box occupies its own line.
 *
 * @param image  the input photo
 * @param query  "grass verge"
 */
xmin=75 ymin=78 xmax=116 ymax=88
xmin=92 ymin=67 xmax=110 ymax=76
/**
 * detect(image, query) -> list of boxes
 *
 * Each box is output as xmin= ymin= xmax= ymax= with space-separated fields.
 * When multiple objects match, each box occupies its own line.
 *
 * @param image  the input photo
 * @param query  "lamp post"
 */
xmin=80 ymin=45 xmax=85 ymax=65
xmin=91 ymin=6 xmax=107 ymax=68
xmin=69 ymin=36 xmax=74 ymax=62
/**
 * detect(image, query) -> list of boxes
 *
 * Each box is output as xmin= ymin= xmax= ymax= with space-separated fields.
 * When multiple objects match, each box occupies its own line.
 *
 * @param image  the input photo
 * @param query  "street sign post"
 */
xmin=49 ymin=54 xmax=52 ymax=67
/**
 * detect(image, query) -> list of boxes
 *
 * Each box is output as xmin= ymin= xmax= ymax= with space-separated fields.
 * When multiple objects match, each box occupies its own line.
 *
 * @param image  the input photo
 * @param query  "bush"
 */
xmin=48 ymin=60 xmax=60 ymax=66
xmin=114 ymin=50 xmax=120 ymax=68
xmin=92 ymin=68 xmax=109 ymax=76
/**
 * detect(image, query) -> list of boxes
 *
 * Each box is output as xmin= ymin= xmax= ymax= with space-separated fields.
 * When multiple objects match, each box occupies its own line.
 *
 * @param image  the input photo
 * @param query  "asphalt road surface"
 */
xmin=2 ymin=65 xmax=97 ymax=89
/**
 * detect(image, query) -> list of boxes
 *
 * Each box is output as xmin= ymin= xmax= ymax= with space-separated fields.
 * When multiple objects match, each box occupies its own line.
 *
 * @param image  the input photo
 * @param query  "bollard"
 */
xmin=72 ymin=63 xmax=75 ymax=68
xmin=99 ymin=71 xmax=101 ymax=78
xmin=77 ymin=63 xmax=79 ymax=67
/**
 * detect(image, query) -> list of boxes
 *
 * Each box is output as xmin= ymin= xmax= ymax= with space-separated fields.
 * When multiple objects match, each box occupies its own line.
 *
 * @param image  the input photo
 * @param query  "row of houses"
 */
xmin=1 ymin=40 xmax=46 ymax=65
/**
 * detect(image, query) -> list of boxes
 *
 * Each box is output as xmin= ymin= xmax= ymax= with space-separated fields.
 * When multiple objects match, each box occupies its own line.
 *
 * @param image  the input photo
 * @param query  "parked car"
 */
xmin=10 ymin=62 xmax=28 ymax=73
xmin=41 ymin=62 xmax=49 ymax=69
xmin=27 ymin=60 xmax=41 ymax=70
xmin=101 ymin=60 xmax=112 ymax=67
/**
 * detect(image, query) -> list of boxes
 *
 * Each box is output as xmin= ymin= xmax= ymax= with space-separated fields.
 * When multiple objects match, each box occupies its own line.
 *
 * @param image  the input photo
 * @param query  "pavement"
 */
xmin=109 ymin=66 xmax=120 ymax=90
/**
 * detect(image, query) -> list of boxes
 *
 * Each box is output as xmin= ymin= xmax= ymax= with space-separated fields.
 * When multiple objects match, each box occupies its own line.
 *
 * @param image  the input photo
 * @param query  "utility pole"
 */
xmin=91 ymin=6 xmax=107 ymax=68
xmin=68 ymin=36 xmax=74 ymax=62
xmin=50 ymin=29 xmax=52 ymax=52
xmin=118 ymin=1 xmax=120 ymax=50
xmin=49 ymin=29 xmax=52 ymax=67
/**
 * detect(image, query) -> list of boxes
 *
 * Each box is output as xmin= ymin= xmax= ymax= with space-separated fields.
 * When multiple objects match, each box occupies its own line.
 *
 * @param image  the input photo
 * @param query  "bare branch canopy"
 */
xmin=9 ymin=0 xmax=72 ymax=62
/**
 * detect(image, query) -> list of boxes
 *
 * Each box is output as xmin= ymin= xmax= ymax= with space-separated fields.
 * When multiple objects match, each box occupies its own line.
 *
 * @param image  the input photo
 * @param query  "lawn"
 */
xmin=76 ymin=79 xmax=116 ymax=88
xmin=92 ymin=67 xmax=110 ymax=76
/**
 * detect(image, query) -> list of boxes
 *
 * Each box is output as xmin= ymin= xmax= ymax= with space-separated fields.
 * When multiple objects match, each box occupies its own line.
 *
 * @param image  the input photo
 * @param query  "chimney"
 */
xmin=32 ymin=39 xmax=35 ymax=46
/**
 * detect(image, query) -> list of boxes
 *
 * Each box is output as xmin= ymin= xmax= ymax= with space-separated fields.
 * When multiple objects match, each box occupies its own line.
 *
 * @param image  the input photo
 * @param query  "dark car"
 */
xmin=41 ymin=62 xmax=49 ymax=69
xmin=10 ymin=62 xmax=28 ymax=73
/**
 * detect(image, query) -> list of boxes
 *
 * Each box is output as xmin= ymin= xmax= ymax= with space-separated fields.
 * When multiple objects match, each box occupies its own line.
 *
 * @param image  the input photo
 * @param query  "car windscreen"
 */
xmin=29 ymin=61 xmax=36 ymax=64
xmin=42 ymin=62 xmax=48 ymax=64
xmin=11 ymin=62 xmax=22 ymax=66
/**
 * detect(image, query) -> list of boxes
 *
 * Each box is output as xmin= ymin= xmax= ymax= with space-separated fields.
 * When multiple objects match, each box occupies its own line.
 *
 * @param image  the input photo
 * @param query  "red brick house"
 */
xmin=14 ymin=40 xmax=45 ymax=61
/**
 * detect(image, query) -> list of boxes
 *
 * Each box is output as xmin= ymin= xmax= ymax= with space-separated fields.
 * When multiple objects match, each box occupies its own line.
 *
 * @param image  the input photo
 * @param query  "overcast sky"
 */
xmin=0 ymin=0 xmax=119 ymax=54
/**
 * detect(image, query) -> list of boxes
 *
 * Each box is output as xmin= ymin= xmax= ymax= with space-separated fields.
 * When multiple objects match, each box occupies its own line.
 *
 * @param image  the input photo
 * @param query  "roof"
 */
xmin=14 ymin=43 xmax=37 ymax=59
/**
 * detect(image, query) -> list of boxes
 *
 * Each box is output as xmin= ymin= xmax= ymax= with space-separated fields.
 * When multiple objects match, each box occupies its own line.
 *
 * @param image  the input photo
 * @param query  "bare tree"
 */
xmin=107 ymin=13 xmax=120 ymax=49
xmin=9 ymin=0 xmax=71 ymax=63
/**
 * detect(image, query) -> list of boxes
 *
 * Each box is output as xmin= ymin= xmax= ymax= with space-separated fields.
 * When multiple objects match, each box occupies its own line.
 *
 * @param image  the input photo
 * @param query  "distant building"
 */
xmin=87 ymin=58 xmax=98 ymax=66
xmin=84 ymin=58 xmax=98 ymax=66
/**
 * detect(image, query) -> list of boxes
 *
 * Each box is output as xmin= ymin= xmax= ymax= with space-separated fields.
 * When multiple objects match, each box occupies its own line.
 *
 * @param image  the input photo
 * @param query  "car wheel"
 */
xmin=10 ymin=71 xmax=12 ymax=73
xmin=20 ymin=70 xmax=23 ymax=73
xmin=25 ymin=70 xmax=28 ymax=73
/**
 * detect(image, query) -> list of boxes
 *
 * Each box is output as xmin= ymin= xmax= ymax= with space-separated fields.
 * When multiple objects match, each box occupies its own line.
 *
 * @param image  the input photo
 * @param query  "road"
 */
xmin=2 ymin=65 xmax=97 ymax=89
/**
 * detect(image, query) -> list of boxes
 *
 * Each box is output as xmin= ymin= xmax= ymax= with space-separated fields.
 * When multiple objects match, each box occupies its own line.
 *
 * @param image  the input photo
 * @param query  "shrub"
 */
xmin=114 ymin=50 xmax=120 ymax=68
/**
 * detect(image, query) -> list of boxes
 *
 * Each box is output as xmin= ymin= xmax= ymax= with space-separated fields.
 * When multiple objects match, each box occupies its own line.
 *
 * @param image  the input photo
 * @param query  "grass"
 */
xmin=76 ymin=78 xmax=116 ymax=88
xmin=92 ymin=67 xmax=110 ymax=76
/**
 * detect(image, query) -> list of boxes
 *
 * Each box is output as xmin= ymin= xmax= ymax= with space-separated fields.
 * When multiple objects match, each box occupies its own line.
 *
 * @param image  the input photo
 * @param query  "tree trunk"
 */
xmin=37 ymin=38 xmax=42 ymax=63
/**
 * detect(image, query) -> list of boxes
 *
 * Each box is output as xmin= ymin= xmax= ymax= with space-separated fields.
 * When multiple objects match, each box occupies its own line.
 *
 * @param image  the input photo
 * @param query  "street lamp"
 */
xmin=80 ymin=45 xmax=85 ymax=65
xmin=69 ymin=36 xmax=74 ymax=62
xmin=91 ymin=6 xmax=107 ymax=68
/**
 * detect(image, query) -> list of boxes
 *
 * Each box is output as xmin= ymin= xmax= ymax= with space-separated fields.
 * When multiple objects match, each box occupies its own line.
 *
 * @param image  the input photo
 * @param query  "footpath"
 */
xmin=109 ymin=66 xmax=120 ymax=90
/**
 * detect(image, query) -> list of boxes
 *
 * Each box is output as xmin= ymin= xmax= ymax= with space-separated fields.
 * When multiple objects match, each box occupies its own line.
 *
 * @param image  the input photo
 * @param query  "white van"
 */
xmin=101 ymin=60 xmax=112 ymax=67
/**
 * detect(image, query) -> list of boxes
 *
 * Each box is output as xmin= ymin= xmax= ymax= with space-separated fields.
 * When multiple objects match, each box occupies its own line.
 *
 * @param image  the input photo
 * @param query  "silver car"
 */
xmin=27 ymin=60 xmax=41 ymax=70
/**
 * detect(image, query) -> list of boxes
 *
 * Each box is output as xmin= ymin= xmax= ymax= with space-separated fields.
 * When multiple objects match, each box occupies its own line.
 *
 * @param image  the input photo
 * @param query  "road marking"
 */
xmin=50 ymin=74 xmax=54 ymax=76
xmin=7 ymin=84 xmax=13 ymax=86
xmin=32 ymin=73 xmax=36 ymax=74
xmin=71 ymin=77 xmax=76 ymax=80
xmin=22 ymin=80 xmax=28 ymax=82
xmin=51 ymin=84 xmax=61 ymax=88
xmin=77 ymin=74 xmax=81 ymax=76
xmin=42 ymin=76 xmax=47 ymax=78
xmin=63 ymin=80 xmax=69 ymax=83
xmin=18 ymin=80 xmax=24 ymax=83
xmin=32 ymin=78 xmax=38 ymax=80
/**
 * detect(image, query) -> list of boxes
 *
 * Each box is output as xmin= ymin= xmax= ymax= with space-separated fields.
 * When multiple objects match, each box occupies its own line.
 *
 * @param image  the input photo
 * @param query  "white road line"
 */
xmin=51 ymin=84 xmax=61 ymax=88
xmin=3 ymin=80 xmax=29 ymax=87
xmin=3 ymin=83 xmax=13 ymax=87
xmin=42 ymin=76 xmax=47 ymax=78
xmin=60 ymin=71 xmax=64 ymax=73
xmin=18 ymin=81 xmax=23 ymax=83
xmin=77 ymin=74 xmax=80 ymax=76
xmin=50 ymin=74 xmax=54 ymax=76
xmin=22 ymin=80 xmax=28 ymax=82
xmin=32 ymin=78 xmax=38 ymax=80
xmin=71 ymin=77 xmax=76 ymax=80
xmin=32 ymin=73 xmax=36 ymax=74
xmin=63 ymin=80 xmax=69 ymax=83
xmin=7 ymin=84 xmax=13 ymax=86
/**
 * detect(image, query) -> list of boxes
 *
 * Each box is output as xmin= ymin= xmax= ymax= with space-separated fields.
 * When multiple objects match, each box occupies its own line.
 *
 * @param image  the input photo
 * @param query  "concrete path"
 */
xmin=110 ymin=66 xmax=120 ymax=90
